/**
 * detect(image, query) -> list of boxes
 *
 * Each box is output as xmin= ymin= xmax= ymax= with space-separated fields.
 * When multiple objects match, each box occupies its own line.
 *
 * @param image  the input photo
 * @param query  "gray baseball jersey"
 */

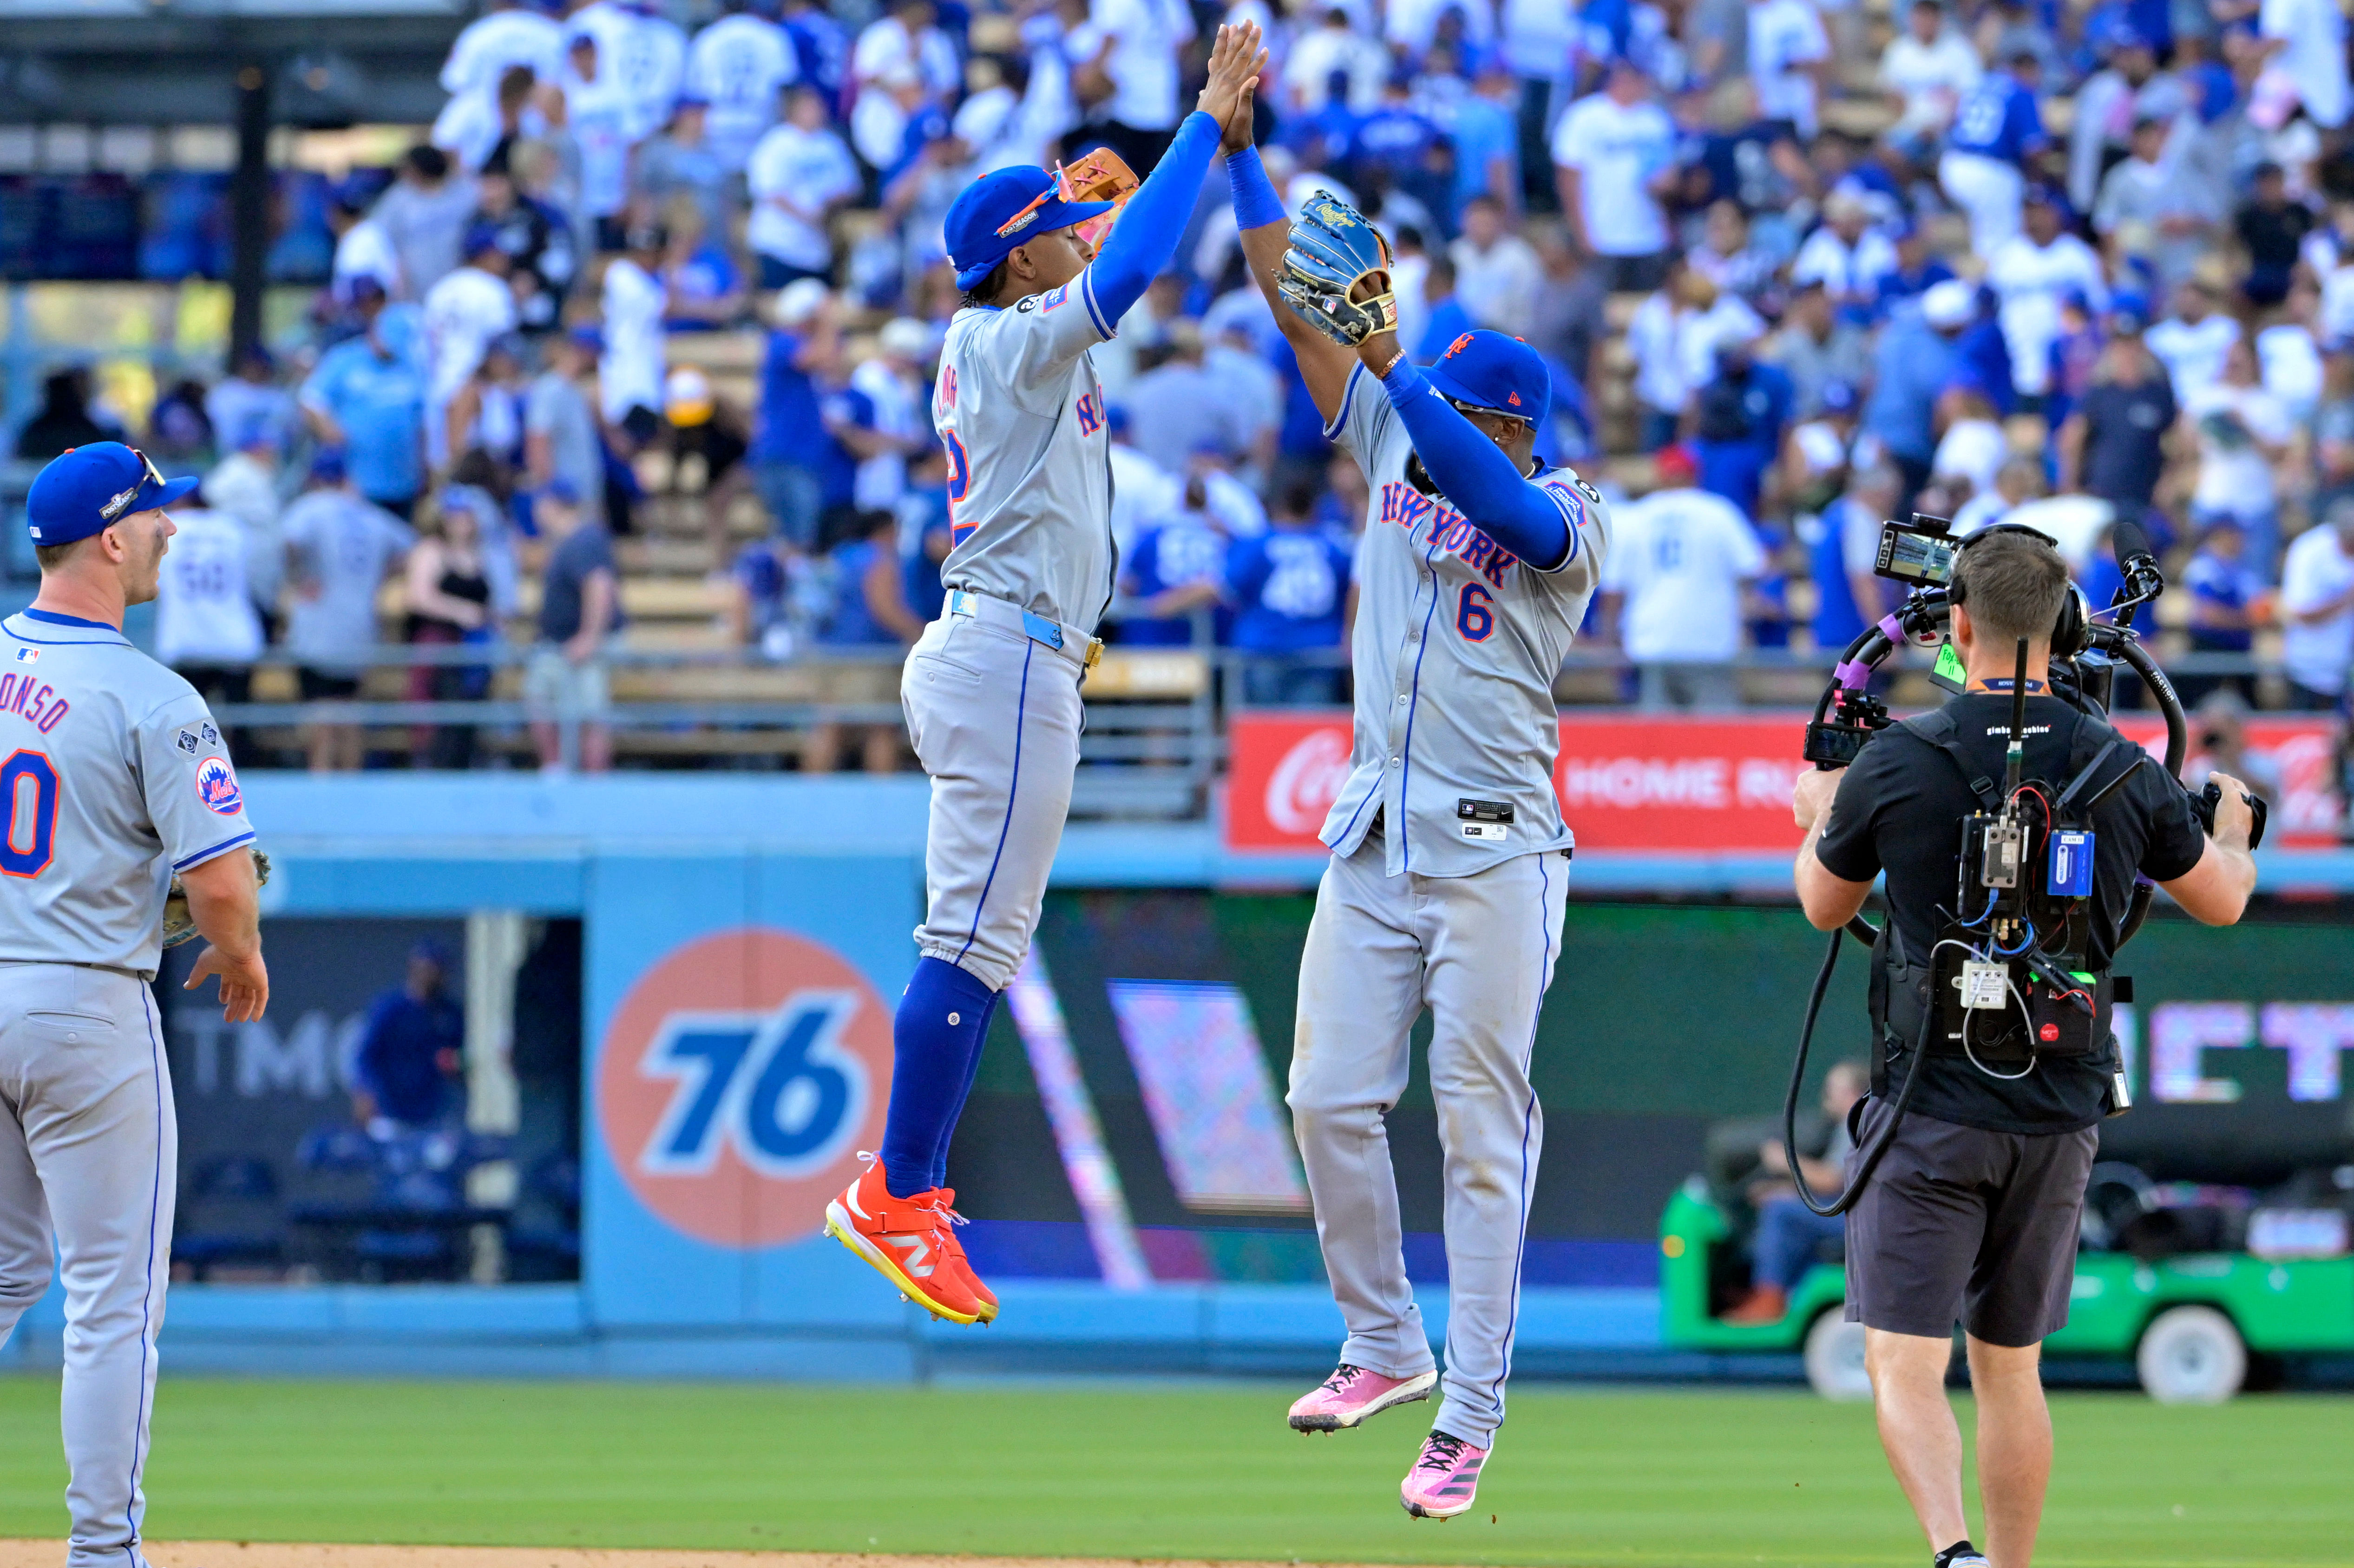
xmin=0 ymin=605 xmax=252 ymax=1568
xmin=932 ymin=271 xmax=1119 ymax=633
xmin=0 ymin=608 xmax=256 ymax=975
xmin=1318 ymin=362 xmax=1612 ymax=877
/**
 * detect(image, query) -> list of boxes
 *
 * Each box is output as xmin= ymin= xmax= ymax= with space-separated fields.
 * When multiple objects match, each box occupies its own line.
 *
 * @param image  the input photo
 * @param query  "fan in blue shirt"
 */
xmin=1119 ymin=501 xmax=1232 ymax=647
xmin=2184 ymin=521 xmax=2261 ymax=655
xmin=1228 ymin=484 xmax=1353 ymax=704
xmin=1947 ymin=63 xmax=2047 ymax=165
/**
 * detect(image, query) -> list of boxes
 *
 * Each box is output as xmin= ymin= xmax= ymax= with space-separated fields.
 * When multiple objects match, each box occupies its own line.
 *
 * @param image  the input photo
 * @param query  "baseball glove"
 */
xmin=1057 ymin=146 xmax=1140 ymax=248
xmin=163 ymin=846 xmax=271 ymax=948
xmin=1279 ymin=191 xmax=1399 ymax=347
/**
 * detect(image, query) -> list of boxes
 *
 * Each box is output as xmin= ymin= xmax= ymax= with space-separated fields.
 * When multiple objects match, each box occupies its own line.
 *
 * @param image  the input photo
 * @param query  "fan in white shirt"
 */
xmin=687 ymin=3 xmax=798 ymax=172
xmin=1281 ymin=11 xmax=1388 ymax=111
xmin=569 ymin=0 xmax=688 ymax=140
xmin=1984 ymin=193 xmax=2106 ymax=398
xmin=600 ymin=235 xmax=669 ymax=426
xmin=422 ymin=239 xmax=521 ymax=466
xmin=156 ymin=508 xmax=266 ymax=672
xmin=1550 ymin=63 xmax=1679 ymax=261
xmin=1600 ymin=464 xmax=1769 ymax=690
xmin=563 ymin=33 xmax=638 ymax=225
xmin=2262 ymin=0 xmax=2350 ymax=131
xmin=2279 ymin=505 xmax=2354 ymax=699
xmin=1747 ymin=0 xmax=1831 ymax=138
xmin=1790 ymin=192 xmax=1900 ymax=315
xmin=746 ymin=87 xmax=862 ymax=278
xmin=852 ymin=1 xmax=961 ymax=129
xmin=1091 ymin=0 xmax=1198 ymax=131
xmin=441 ymin=0 xmax=565 ymax=99
xmin=2144 ymin=283 xmax=2243 ymax=403
xmin=330 ymin=199 xmax=405 ymax=300
xmin=1879 ymin=0 xmax=1982 ymax=139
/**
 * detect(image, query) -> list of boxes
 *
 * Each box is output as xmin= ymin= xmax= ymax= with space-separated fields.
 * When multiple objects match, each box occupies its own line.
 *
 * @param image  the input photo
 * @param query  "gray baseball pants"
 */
xmin=1288 ymin=831 xmax=1569 ymax=1447
xmin=0 ymin=961 xmax=175 ymax=1568
xmin=902 ymin=592 xmax=1091 ymax=992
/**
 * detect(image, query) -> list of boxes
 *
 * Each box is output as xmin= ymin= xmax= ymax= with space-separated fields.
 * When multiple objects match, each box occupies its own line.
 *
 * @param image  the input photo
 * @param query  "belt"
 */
xmin=946 ymin=588 xmax=1103 ymax=672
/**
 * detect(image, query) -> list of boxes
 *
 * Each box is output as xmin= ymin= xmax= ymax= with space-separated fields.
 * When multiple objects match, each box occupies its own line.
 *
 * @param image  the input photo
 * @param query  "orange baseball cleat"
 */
xmin=824 ymin=1157 xmax=984 ymax=1325
xmin=932 ymin=1190 xmax=999 ymax=1324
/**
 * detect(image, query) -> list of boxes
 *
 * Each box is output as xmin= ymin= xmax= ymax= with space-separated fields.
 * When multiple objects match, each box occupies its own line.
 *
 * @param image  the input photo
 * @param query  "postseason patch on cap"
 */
xmin=196 ymin=755 xmax=243 ymax=815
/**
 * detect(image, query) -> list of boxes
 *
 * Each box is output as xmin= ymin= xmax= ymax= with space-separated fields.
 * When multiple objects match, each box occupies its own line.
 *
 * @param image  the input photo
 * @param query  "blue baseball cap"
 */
xmin=944 ymin=165 xmax=1113 ymax=291
xmin=310 ymin=447 xmax=348 ymax=483
xmin=26 ymin=443 xmax=200 ymax=547
xmin=1423 ymin=329 xmax=1549 ymax=428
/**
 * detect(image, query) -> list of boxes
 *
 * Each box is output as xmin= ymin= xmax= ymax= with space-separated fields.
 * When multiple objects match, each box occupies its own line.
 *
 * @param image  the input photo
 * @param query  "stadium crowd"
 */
xmin=11 ymin=0 xmax=2354 ymax=777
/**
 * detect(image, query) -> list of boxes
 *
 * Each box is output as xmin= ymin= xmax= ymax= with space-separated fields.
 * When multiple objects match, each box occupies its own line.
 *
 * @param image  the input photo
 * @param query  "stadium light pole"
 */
xmin=229 ymin=58 xmax=271 ymax=364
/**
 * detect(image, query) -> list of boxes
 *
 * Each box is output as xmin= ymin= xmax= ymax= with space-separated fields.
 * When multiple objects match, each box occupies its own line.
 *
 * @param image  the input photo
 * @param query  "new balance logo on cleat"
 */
xmin=884 ymin=1233 xmax=936 ymax=1278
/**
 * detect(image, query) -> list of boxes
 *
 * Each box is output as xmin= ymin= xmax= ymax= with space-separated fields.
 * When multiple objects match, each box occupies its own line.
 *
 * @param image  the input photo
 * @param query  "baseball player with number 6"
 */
xmin=823 ymin=23 xmax=1271 ymax=1326
xmin=0 ymin=443 xmax=270 ymax=1568
xmin=1220 ymin=115 xmax=1611 ymax=1516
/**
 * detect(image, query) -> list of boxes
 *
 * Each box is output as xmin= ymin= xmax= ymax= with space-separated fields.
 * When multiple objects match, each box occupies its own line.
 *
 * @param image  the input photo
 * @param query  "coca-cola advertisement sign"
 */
xmin=1225 ymin=712 xmax=2344 ymax=855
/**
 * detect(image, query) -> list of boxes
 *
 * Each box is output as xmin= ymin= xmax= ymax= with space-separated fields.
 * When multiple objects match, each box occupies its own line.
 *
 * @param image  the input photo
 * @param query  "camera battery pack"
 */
xmin=2048 ymin=830 xmax=2095 ymax=897
xmin=1960 ymin=960 xmax=2008 ymax=1011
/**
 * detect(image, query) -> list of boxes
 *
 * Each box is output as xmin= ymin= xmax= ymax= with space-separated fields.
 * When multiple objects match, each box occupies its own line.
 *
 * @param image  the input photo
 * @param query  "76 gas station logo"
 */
xmin=637 ymin=992 xmax=872 ymax=1180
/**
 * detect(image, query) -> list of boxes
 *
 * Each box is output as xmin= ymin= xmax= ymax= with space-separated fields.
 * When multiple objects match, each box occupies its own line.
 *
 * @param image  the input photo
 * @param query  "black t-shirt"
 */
xmin=1815 ymin=693 xmax=2209 ymax=1133
xmin=2077 ymin=375 xmax=2177 ymax=509
xmin=2234 ymin=201 xmax=2312 ymax=270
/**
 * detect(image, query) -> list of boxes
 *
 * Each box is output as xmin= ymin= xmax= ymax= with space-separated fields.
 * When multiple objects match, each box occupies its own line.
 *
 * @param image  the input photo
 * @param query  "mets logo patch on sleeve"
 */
xmin=195 ymin=755 xmax=243 ymax=815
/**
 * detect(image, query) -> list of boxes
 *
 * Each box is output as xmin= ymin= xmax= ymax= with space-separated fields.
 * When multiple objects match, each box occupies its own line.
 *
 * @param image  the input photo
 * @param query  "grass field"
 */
xmin=0 ymin=1379 xmax=2348 ymax=1568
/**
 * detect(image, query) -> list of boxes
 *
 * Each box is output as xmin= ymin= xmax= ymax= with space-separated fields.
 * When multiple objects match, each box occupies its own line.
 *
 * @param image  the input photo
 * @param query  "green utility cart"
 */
xmin=1659 ymin=1179 xmax=2354 ymax=1401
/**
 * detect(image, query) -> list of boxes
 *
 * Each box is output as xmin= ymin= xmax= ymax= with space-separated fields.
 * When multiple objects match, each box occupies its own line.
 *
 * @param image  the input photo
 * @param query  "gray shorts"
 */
xmin=1843 ymin=1101 xmax=2098 ymax=1347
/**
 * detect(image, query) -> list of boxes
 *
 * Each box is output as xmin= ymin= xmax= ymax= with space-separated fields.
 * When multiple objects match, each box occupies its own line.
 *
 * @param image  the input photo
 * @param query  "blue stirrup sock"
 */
xmin=879 ymin=956 xmax=1001 ymax=1199
xmin=930 ymin=986 xmax=1002 ymax=1191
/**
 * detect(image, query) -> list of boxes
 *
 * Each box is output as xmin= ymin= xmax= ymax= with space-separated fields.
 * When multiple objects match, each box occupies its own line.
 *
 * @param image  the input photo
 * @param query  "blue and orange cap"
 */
xmin=26 ymin=443 xmax=200 ymax=547
xmin=1423 ymin=329 xmax=1550 ymax=429
xmin=945 ymin=165 xmax=1113 ymax=291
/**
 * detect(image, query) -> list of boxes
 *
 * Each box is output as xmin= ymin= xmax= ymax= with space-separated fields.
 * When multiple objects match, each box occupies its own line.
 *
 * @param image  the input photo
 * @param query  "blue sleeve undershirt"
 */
xmin=1226 ymin=144 xmax=1286 ymax=233
xmin=1377 ymin=360 xmax=1571 ymax=571
xmin=1087 ymin=111 xmax=1222 ymax=325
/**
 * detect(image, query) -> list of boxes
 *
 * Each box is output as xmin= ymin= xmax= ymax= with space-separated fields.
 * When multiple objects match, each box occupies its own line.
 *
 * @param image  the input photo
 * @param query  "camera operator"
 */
xmin=1788 ymin=529 xmax=2257 ymax=1568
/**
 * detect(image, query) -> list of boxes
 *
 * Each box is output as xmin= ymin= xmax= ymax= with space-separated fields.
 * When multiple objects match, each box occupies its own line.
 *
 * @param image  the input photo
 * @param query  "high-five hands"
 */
xmin=1199 ymin=21 xmax=1268 ymax=154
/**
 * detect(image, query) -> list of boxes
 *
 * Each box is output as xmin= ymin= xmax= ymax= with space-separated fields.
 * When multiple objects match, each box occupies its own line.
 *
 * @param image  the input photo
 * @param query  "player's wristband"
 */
xmin=1227 ymin=146 xmax=1285 ymax=232
xmin=1377 ymin=356 xmax=1422 ymax=399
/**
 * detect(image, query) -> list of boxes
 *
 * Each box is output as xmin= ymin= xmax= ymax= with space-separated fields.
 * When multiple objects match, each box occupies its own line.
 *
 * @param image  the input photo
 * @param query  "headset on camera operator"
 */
xmin=1789 ymin=525 xmax=2257 ymax=1568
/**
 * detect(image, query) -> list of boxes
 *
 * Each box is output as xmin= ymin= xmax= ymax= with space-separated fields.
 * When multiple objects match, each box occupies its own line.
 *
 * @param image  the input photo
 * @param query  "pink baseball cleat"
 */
xmin=1400 ymin=1431 xmax=1488 ymax=1519
xmin=1286 ymin=1363 xmax=1437 ymax=1432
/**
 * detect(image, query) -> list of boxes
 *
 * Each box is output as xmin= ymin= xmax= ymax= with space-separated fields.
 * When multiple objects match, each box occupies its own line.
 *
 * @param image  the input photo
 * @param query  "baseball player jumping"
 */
xmin=1221 ymin=133 xmax=1611 ymax=1515
xmin=0 ymin=443 xmax=269 ymax=1568
xmin=824 ymin=24 xmax=1269 ymax=1325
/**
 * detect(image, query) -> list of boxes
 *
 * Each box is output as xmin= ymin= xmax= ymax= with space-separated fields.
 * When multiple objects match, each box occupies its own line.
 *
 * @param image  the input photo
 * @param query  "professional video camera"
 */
xmin=1783 ymin=511 xmax=2268 ymax=1217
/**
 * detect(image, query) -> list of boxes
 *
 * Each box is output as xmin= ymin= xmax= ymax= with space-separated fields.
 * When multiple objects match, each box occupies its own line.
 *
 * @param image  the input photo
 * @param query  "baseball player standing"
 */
xmin=1222 ymin=135 xmax=1611 ymax=1515
xmin=825 ymin=25 xmax=1268 ymax=1326
xmin=0 ymin=443 xmax=269 ymax=1568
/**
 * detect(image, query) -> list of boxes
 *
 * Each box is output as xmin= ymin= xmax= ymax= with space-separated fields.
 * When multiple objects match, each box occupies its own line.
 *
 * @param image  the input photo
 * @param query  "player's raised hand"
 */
xmin=1198 ymin=20 xmax=1268 ymax=150
xmin=187 ymin=944 xmax=270 ymax=1024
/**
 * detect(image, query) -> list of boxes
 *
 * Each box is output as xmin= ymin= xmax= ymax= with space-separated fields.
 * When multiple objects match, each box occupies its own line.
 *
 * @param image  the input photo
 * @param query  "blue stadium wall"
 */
xmin=0 ymin=773 xmax=2346 ymax=1381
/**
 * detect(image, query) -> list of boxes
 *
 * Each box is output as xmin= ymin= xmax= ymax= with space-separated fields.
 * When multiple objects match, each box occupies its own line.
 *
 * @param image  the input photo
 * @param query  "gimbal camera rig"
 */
xmin=1782 ymin=510 xmax=2267 ymax=1217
